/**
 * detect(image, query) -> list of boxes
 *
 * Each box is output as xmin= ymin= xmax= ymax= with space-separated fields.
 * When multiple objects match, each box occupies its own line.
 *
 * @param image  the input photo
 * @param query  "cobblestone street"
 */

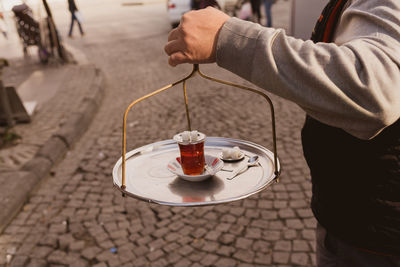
xmin=0 ymin=1 xmax=317 ymax=266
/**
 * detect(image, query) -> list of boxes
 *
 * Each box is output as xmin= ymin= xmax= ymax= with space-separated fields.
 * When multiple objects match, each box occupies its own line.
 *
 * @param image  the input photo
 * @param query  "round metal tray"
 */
xmin=113 ymin=137 xmax=280 ymax=206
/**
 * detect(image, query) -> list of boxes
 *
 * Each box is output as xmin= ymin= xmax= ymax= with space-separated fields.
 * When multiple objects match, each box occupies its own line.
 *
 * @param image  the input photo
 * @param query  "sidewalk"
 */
xmin=0 ymin=56 xmax=106 ymax=233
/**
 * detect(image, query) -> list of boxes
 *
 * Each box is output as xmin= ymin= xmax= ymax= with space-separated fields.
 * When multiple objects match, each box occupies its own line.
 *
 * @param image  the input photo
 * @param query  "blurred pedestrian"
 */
xmin=250 ymin=0 xmax=261 ymax=23
xmin=67 ymin=0 xmax=84 ymax=38
xmin=165 ymin=1 xmax=400 ymax=265
xmin=263 ymin=0 xmax=275 ymax=27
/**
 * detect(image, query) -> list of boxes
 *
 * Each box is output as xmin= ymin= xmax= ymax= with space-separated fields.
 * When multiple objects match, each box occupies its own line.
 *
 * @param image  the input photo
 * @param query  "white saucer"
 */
xmin=218 ymin=151 xmax=245 ymax=162
xmin=167 ymin=154 xmax=224 ymax=182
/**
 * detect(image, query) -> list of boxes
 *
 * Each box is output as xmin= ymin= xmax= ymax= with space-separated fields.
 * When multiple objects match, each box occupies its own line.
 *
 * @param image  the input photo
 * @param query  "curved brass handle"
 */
xmin=121 ymin=64 xmax=280 ymax=190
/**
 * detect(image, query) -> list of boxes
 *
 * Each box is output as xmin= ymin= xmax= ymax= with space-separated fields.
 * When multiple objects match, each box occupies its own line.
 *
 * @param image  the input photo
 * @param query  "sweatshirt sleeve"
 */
xmin=216 ymin=0 xmax=400 ymax=140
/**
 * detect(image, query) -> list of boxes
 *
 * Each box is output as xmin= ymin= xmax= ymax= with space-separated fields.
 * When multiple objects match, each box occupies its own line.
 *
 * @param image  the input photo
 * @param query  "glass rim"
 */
xmin=173 ymin=131 xmax=206 ymax=145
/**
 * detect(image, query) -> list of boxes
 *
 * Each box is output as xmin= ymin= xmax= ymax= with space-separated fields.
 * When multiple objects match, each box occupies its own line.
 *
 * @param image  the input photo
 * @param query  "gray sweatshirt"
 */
xmin=216 ymin=0 xmax=400 ymax=140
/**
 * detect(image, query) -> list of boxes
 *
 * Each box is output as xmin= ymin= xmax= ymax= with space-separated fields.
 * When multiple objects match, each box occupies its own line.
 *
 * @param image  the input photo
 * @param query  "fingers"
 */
xmin=165 ymin=26 xmax=189 ymax=66
xmin=168 ymin=51 xmax=189 ymax=67
xmin=167 ymin=27 xmax=180 ymax=42
xmin=164 ymin=40 xmax=183 ymax=56
xmin=164 ymin=40 xmax=189 ymax=66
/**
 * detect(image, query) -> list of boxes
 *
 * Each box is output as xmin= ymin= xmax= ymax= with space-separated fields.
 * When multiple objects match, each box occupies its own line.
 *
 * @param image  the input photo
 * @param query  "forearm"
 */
xmin=216 ymin=4 xmax=400 ymax=140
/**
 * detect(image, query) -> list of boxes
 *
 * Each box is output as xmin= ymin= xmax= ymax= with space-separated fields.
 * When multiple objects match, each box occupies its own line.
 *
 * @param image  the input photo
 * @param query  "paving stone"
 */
xmin=220 ymin=214 xmax=236 ymax=223
xmin=260 ymin=210 xmax=278 ymax=220
xmin=269 ymin=220 xmax=285 ymax=230
xmin=81 ymin=246 xmax=102 ymax=260
xmin=244 ymin=209 xmax=260 ymax=219
xmin=263 ymin=230 xmax=281 ymax=241
xmin=177 ymin=236 xmax=192 ymax=246
xmin=204 ymin=230 xmax=221 ymax=241
xmin=99 ymin=240 xmax=115 ymax=249
xmin=188 ymin=251 xmax=206 ymax=262
xmin=151 ymin=228 xmax=169 ymax=238
xmin=146 ymin=249 xmax=164 ymax=261
xmin=304 ymin=217 xmax=317 ymax=229
xmin=163 ymin=242 xmax=180 ymax=253
xmin=177 ymin=245 xmax=194 ymax=256
xmin=191 ymin=228 xmax=208 ymax=239
xmin=200 ymin=253 xmax=218 ymax=266
xmin=166 ymin=252 xmax=182 ymax=264
xmin=293 ymin=240 xmax=310 ymax=252
xmin=229 ymin=207 xmax=245 ymax=216
xmin=250 ymin=219 xmax=269 ymax=229
xmin=58 ymin=234 xmax=75 ymax=250
xmin=233 ymin=249 xmax=254 ymax=263
xmin=69 ymin=240 xmax=85 ymax=251
xmin=289 ymin=191 xmax=305 ymax=199
xmin=245 ymin=227 xmax=262 ymax=239
xmin=47 ymin=250 xmax=69 ymax=265
xmin=302 ymin=229 xmax=316 ymax=240
xmin=118 ymin=249 xmax=136 ymax=263
xmin=151 ymin=258 xmax=169 ymax=267
xmin=252 ymin=240 xmax=270 ymax=253
xmin=282 ymin=229 xmax=297 ymax=240
xmin=216 ymin=245 xmax=235 ymax=257
xmin=26 ymin=258 xmax=46 ymax=267
xmin=278 ymin=208 xmax=296 ymax=219
xmin=272 ymin=252 xmax=290 ymax=264
xmin=175 ymin=258 xmax=192 ymax=267
xmin=148 ymin=238 xmax=165 ymax=251
xmin=109 ymin=229 xmax=128 ymax=240
xmin=257 ymin=200 xmax=273 ymax=209
xmin=219 ymin=233 xmax=235 ymax=245
xmin=235 ymin=237 xmax=253 ymax=249
xmin=10 ymin=255 xmax=28 ymax=267
xmin=274 ymin=240 xmax=292 ymax=251
xmin=273 ymin=201 xmax=287 ymax=209
xmin=296 ymin=208 xmax=313 ymax=218
xmin=286 ymin=218 xmax=304 ymax=229
xmin=215 ymin=223 xmax=231 ymax=233
xmin=136 ymin=235 xmax=152 ymax=246
xmin=201 ymin=241 xmax=218 ymax=252
xmin=290 ymin=252 xmax=309 ymax=266
xmin=275 ymin=192 xmax=289 ymax=200
xmin=16 ymin=242 xmax=35 ymax=255
xmin=31 ymin=246 xmax=53 ymax=259
xmin=96 ymin=249 xmax=119 ymax=262
xmin=236 ymin=217 xmax=250 ymax=226
xmin=254 ymin=252 xmax=272 ymax=265
xmin=229 ymin=225 xmax=244 ymax=236
xmin=214 ymin=257 xmax=237 ymax=267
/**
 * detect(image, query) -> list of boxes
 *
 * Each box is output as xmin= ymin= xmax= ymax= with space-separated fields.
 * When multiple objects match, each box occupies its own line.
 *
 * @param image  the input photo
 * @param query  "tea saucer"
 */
xmin=167 ymin=154 xmax=224 ymax=182
xmin=219 ymin=151 xmax=245 ymax=162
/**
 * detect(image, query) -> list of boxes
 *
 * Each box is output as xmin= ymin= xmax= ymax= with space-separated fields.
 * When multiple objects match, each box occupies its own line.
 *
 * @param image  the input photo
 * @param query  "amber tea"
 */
xmin=179 ymin=142 xmax=205 ymax=175
xmin=174 ymin=130 xmax=206 ymax=175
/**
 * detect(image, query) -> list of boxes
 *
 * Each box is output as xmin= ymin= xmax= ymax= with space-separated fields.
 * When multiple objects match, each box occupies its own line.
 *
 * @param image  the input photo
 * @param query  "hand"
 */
xmin=164 ymin=7 xmax=230 ymax=67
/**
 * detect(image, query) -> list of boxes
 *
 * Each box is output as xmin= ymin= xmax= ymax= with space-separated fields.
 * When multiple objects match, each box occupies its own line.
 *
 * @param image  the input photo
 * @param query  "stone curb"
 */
xmin=0 ymin=67 xmax=106 ymax=234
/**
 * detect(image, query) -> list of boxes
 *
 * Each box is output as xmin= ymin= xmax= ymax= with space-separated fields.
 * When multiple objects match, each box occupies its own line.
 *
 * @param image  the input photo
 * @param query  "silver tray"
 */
xmin=112 ymin=137 xmax=280 ymax=207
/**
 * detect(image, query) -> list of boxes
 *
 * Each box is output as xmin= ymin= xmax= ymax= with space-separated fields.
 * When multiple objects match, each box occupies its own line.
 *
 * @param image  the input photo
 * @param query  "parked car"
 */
xmin=167 ymin=0 xmax=191 ymax=28
xmin=167 ymin=0 xmax=236 ymax=28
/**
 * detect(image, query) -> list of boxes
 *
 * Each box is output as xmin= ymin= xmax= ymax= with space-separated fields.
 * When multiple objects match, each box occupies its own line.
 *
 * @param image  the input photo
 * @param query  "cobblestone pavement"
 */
xmin=0 ymin=1 xmax=317 ymax=266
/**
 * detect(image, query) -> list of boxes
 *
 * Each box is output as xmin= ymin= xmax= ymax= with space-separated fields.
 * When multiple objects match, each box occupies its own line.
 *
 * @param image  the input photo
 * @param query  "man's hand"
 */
xmin=164 ymin=7 xmax=230 ymax=67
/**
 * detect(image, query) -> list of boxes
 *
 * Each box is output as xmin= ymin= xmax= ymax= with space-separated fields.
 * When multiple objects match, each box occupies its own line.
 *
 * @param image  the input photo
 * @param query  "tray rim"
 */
xmin=112 ymin=136 xmax=281 ymax=207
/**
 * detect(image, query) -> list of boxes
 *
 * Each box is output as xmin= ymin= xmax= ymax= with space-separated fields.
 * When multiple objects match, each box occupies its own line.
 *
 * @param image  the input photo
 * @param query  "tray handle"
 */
xmin=121 ymin=64 xmax=280 ymax=191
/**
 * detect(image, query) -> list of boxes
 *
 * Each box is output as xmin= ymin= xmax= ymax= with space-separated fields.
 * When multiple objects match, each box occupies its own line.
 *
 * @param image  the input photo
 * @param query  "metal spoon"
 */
xmin=227 ymin=156 xmax=259 ymax=180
